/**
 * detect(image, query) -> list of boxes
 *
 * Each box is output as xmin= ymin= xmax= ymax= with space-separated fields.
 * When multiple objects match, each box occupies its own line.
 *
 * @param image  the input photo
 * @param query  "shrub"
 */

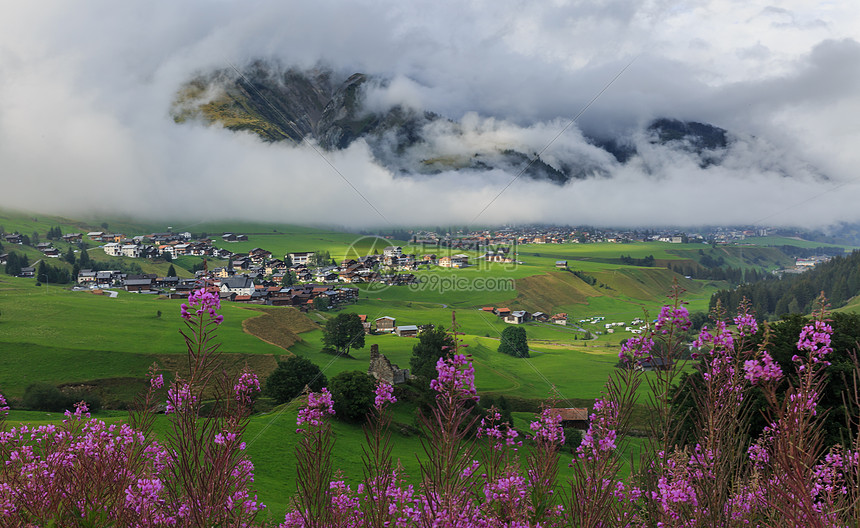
xmin=329 ymin=370 xmax=375 ymax=422
xmin=265 ymin=355 xmax=327 ymax=404
xmin=498 ymin=325 xmax=529 ymax=358
xmin=22 ymin=382 xmax=68 ymax=411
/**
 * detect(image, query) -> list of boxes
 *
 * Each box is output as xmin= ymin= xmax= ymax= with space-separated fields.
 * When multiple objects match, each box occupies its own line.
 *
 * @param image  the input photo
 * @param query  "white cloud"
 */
xmin=0 ymin=0 xmax=858 ymax=229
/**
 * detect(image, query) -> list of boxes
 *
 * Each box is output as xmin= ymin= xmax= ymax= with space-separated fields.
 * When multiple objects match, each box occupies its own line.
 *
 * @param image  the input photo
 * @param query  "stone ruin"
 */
xmin=368 ymin=344 xmax=411 ymax=385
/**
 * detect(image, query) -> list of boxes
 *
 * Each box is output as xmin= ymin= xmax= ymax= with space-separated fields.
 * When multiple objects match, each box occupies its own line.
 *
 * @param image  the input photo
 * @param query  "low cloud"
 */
xmin=0 ymin=0 xmax=858 ymax=229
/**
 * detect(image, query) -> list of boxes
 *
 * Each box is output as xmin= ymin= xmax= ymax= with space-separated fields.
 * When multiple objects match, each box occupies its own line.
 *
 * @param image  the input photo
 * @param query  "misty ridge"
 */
xmin=170 ymin=61 xmax=828 ymax=188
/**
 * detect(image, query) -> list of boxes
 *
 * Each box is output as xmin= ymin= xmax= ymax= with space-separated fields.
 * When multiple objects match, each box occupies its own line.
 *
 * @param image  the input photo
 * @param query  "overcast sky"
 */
xmin=1 ymin=0 xmax=858 ymax=229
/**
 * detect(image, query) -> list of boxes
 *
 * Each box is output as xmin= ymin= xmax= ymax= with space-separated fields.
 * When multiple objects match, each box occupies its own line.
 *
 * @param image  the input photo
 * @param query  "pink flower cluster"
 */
xmin=0 ymin=392 xmax=8 ymax=415
xmin=743 ymin=351 xmax=783 ymax=385
xmin=429 ymin=354 xmax=478 ymax=401
xmin=693 ymin=320 xmax=735 ymax=353
xmin=795 ymin=320 xmax=833 ymax=366
xmin=234 ymin=369 xmax=261 ymax=405
xmin=150 ymin=373 xmax=164 ymax=390
xmin=577 ymin=398 xmax=618 ymax=460
xmin=165 ymin=381 xmax=195 ymax=414
xmin=654 ymin=304 xmax=691 ymax=334
xmin=733 ymin=313 xmax=758 ymax=337
xmin=529 ymin=408 xmax=565 ymax=446
xmin=373 ymin=381 xmax=397 ymax=410
xmin=296 ymin=388 xmax=335 ymax=432
xmin=180 ymin=288 xmax=223 ymax=325
xmin=477 ymin=411 xmax=521 ymax=449
xmin=619 ymin=334 xmax=655 ymax=360
xmin=0 ymin=411 xmax=182 ymax=525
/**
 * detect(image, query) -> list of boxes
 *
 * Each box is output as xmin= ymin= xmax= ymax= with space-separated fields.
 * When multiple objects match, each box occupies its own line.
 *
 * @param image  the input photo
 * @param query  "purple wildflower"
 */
xmin=797 ymin=320 xmax=833 ymax=366
xmin=165 ymin=382 xmax=195 ymax=414
xmin=655 ymin=304 xmax=691 ymax=334
xmin=296 ymin=388 xmax=335 ymax=432
xmin=373 ymin=381 xmax=396 ymax=410
xmin=529 ymin=407 xmax=565 ymax=445
xmin=733 ymin=313 xmax=758 ymax=337
xmin=619 ymin=334 xmax=655 ymax=360
xmin=743 ymin=351 xmax=783 ymax=384
xmin=181 ymin=288 xmax=223 ymax=325
xmin=234 ymin=369 xmax=261 ymax=405
xmin=429 ymin=354 xmax=478 ymax=401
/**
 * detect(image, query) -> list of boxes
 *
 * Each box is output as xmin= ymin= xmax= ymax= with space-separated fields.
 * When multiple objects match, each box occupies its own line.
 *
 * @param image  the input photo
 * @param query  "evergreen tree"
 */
xmin=64 ymin=247 xmax=76 ymax=265
xmin=78 ymin=248 xmax=91 ymax=268
xmin=167 ymin=265 xmax=177 ymax=278
xmin=36 ymin=261 xmax=47 ymax=283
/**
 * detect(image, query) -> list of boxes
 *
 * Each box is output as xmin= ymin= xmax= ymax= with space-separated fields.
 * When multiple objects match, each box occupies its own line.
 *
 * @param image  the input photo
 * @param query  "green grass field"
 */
xmin=7 ymin=209 xmax=857 ymax=514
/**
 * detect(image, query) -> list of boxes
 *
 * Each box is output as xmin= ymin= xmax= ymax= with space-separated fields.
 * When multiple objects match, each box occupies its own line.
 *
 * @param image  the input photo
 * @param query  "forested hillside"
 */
xmin=710 ymin=250 xmax=860 ymax=317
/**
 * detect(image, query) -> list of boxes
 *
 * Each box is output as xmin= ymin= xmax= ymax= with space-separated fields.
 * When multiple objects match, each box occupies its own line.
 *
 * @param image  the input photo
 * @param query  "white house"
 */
xmin=121 ymin=244 xmax=141 ymax=258
xmin=103 ymin=243 xmax=122 ymax=257
xmin=288 ymin=252 xmax=315 ymax=266
xmin=383 ymin=246 xmax=402 ymax=258
xmin=219 ymin=276 xmax=255 ymax=296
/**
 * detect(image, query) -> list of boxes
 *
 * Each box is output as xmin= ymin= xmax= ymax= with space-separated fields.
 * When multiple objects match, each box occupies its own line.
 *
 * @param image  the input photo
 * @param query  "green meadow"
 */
xmin=7 ymin=209 xmax=854 ymax=515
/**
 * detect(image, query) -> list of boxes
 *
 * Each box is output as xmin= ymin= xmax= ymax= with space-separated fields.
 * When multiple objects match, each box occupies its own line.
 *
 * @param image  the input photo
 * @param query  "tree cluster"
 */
xmin=329 ymin=370 xmax=375 ymax=422
xmin=619 ymin=254 xmax=655 ymax=267
xmin=310 ymin=250 xmax=332 ymax=267
xmin=45 ymin=226 xmax=63 ymax=240
xmin=710 ymin=250 xmax=860 ymax=318
xmin=4 ymin=252 xmax=30 ymax=276
xmin=36 ymin=261 xmax=72 ymax=284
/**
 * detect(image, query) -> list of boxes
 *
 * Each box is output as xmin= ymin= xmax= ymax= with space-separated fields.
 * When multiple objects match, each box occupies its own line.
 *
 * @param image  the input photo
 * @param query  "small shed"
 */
xmin=549 ymin=408 xmax=590 ymax=429
xmin=395 ymin=325 xmax=419 ymax=337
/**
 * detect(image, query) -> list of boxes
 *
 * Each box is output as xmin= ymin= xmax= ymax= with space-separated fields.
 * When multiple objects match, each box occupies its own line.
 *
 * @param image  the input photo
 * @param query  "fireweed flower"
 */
xmin=296 ymin=387 xmax=335 ymax=432
xmin=619 ymin=334 xmax=655 ymax=360
xmin=165 ymin=381 xmax=195 ymax=414
xmin=655 ymin=304 xmax=692 ymax=334
xmin=529 ymin=408 xmax=565 ymax=445
xmin=796 ymin=320 xmax=833 ymax=366
xmin=181 ymin=288 xmax=223 ymax=325
xmin=733 ymin=313 xmax=758 ymax=337
xmin=477 ymin=410 xmax=521 ymax=449
xmin=743 ymin=351 xmax=783 ymax=384
xmin=234 ymin=369 xmax=261 ymax=405
xmin=577 ymin=398 xmax=618 ymax=461
xmin=429 ymin=354 xmax=479 ymax=401
xmin=373 ymin=381 xmax=396 ymax=410
xmin=693 ymin=320 xmax=735 ymax=353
